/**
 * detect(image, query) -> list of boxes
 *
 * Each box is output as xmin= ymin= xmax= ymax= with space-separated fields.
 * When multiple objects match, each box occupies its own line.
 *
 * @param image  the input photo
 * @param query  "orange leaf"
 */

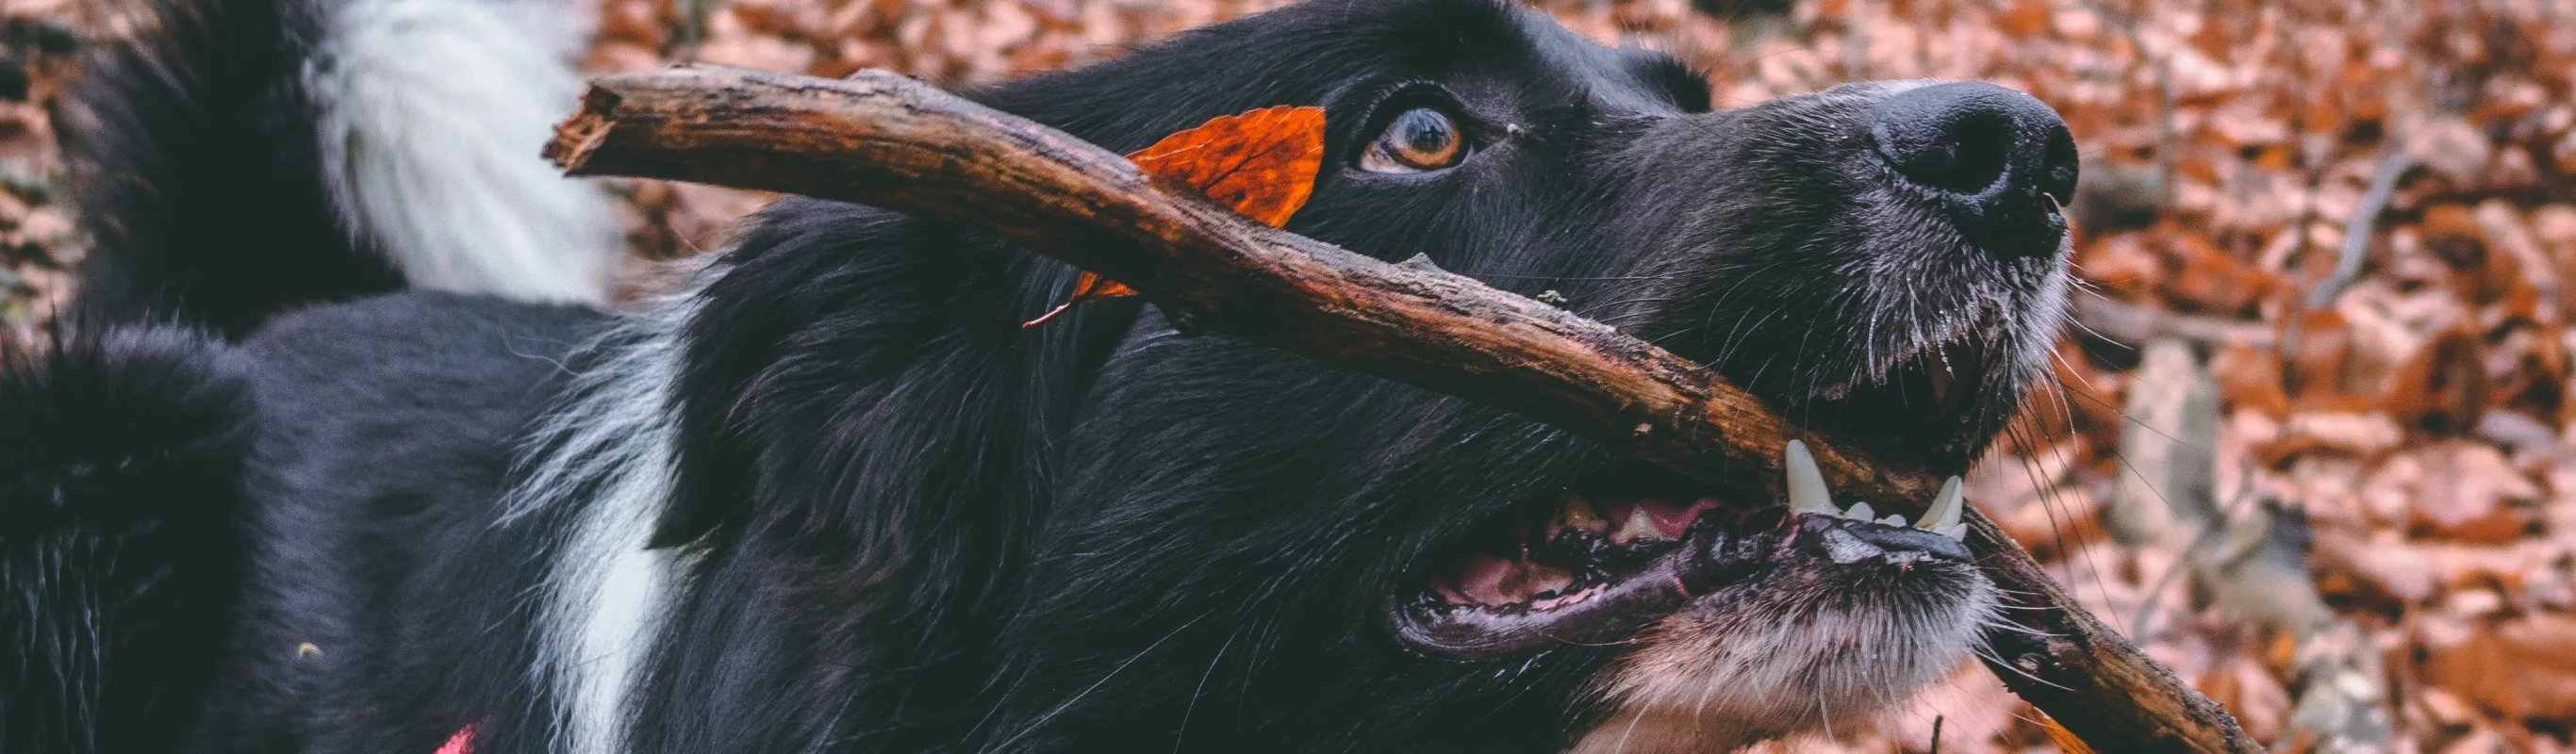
xmin=1127 ymin=105 xmax=1326 ymax=228
xmin=1022 ymin=106 xmax=1326 ymax=329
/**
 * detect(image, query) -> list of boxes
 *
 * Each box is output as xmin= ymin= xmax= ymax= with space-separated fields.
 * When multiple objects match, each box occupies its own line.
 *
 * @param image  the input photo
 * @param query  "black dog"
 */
xmin=0 ymin=0 xmax=2078 ymax=750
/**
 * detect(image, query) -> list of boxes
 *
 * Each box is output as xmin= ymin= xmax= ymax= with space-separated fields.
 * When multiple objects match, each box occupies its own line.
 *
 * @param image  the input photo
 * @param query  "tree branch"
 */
xmin=546 ymin=65 xmax=2260 ymax=754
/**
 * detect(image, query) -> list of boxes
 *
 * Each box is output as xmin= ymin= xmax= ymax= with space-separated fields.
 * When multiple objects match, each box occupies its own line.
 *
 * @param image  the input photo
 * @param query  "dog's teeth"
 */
xmin=1785 ymin=440 xmax=1835 ymax=516
xmin=1937 ymin=524 xmax=1968 ymax=541
xmin=1917 ymin=476 xmax=1964 ymax=532
xmin=1880 ymin=515 xmax=1906 ymax=526
xmin=1610 ymin=505 xmax=1668 ymax=544
xmin=1845 ymin=501 xmax=1874 ymax=521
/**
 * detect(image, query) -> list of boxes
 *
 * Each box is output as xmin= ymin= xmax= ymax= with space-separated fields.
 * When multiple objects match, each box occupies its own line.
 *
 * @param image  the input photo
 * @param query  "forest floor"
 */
xmin=8 ymin=0 xmax=2576 ymax=751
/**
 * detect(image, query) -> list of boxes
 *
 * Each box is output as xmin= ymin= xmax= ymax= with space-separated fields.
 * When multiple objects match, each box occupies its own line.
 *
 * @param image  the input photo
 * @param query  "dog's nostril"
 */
xmin=1882 ymin=110 xmax=2011 ymax=195
xmin=1870 ymin=82 xmax=2078 ymax=205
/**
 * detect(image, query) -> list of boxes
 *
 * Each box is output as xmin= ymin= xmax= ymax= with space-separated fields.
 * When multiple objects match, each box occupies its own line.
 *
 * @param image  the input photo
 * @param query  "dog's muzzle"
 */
xmin=1869 ymin=81 xmax=2080 ymax=262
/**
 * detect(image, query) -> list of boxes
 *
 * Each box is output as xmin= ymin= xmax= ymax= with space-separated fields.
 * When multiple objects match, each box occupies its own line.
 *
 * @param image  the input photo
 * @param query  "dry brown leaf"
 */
xmin=2200 ymin=656 xmax=2294 ymax=743
xmin=2386 ymin=327 xmax=2490 ymax=438
xmin=2366 ymin=442 xmax=2540 ymax=542
xmin=2423 ymin=613 xmax=2576 ymax=725
xmin=2314 ymin=528 xmax=2435 ymax=604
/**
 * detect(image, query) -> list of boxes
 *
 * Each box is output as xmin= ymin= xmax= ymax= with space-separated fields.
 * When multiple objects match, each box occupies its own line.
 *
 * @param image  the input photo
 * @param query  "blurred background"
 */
xmin=7 ymin=0 xmax=2576 ymax=751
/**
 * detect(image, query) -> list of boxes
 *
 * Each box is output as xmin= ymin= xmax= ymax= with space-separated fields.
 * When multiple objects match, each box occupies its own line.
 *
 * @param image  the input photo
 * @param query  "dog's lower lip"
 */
xmin=1394 ymin=454 xmax=1975 ymax=661
xmin=1391 ymin=508 xmax=1979 ymax=661
xmin=1395 ymin=510 xmax=1770 ymax=661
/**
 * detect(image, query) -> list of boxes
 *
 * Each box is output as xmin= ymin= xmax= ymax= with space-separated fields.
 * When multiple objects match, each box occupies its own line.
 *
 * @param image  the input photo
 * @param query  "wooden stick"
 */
xmin=547 ymin=65 xmax=2260 ymax=754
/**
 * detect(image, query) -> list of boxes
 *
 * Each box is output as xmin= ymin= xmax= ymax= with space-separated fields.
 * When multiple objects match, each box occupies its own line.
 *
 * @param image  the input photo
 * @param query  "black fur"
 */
xmin=15 ymin=0 xmax=2075 ymax=750
xmin=194 ymin=294 xmax=608 ymax=753
xmin=0 ymin=328 xmax=249 ymax=753
xmin=57 ymin=0 xmax=400 ymax=336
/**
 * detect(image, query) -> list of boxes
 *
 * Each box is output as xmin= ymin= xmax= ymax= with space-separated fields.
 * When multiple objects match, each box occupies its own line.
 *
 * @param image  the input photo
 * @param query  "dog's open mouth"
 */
xmin=1804 ymin=334 xmax=2004 ymax=464
xmin=1393 ymin=442 xmax=1970 ymax=661
xmin=1905 ymin=338 xmax=1991 ymax=434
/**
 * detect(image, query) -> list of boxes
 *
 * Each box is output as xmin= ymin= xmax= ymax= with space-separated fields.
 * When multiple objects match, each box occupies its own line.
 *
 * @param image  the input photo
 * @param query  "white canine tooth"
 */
xmin=1880 ymin=515 xmax=1907 ymax=527
xmin=1917 ymin=476 xmax=1965 ymax=532
xmin=1784 ymin=440 xmax=1835 ymax=516
xmin=1937 ymin=524 xmax=1968 ymax=541
xmin=1845 ymin=501 xmax=1874 ymax=521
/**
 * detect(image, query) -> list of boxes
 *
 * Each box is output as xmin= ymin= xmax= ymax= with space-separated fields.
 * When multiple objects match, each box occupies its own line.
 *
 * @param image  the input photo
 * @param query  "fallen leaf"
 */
xmin=2419 ymin=687 xmax=2478 ymax=728
xmin=2313 ymin=529 xmax=2434 ymax=603
xmin=2155 ymin=222 xmax=2287 ymax=318
xmin=2199 ymin=655 xmax=2292 ymax=743
xmin=2436 ymin=727 xmax=2504 ymax=754
xmin=2281 ymin=308 xmax=2384 ymax=412
xmin=2211 ymin=342 xmax=2290 ymax=418
xmin=2366 ymin=441 xmax=2540 ymax=542
xmin=2274 ymin=411 xmax=2403 ymax=459
xmin=1023 ymin=105 xmax=1326 ymax=328
xmin=2422 ymin=613 xmax=2576 ymax=724
xmin=2386 ymin=326 xmax=2488 ymax=437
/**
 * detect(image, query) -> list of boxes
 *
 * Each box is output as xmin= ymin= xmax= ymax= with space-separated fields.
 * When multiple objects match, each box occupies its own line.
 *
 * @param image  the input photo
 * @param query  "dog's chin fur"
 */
xmin=1574 ymin=556 xmax=2000 ymax=753
xmin=16 ymin=0 xmax=2077 ymax=750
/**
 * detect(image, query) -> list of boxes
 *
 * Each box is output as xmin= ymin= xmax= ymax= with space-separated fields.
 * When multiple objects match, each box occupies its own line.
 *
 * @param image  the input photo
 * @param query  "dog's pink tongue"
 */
xmin=1633 ymin=498 xmax=1721 ymax=539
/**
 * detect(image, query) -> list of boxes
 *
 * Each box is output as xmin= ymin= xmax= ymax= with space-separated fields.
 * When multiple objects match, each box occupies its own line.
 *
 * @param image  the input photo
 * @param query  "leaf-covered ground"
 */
xmin=9 ymin=0 xmax=2576 ymax=750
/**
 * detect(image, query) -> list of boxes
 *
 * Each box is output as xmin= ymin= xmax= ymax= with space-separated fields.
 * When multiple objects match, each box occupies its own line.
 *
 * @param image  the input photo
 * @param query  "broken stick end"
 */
xmin=543 ymin=86 xmax=626 ymax=172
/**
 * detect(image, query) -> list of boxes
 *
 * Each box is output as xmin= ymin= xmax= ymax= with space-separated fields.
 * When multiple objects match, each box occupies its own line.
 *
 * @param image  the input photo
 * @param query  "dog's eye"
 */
xmin=1359 ymin=107 xmax=1465 ymax=173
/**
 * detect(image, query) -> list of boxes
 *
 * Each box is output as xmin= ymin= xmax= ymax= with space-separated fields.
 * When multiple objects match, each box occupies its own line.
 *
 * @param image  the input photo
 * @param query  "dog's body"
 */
xmin=1 ymin=0 xmax=2079 ymax=751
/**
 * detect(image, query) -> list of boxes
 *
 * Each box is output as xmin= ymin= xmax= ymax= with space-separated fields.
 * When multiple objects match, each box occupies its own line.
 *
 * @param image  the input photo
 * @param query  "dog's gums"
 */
xmin=1398 ymin=441 xmax=1969 ymax=660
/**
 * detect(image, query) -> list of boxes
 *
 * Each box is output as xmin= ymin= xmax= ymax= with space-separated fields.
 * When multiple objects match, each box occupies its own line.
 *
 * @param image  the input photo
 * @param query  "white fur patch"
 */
xmin=311 ymin=0 xmax=619 ymax=303
xmin=509 ymin=303 xmax=693 ymax=754
xmin=1569 ymin=573 xmax=1999 ymax=754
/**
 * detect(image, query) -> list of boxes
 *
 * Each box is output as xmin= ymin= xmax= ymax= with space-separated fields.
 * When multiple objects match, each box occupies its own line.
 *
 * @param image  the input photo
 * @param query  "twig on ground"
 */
xmin=2274 ymin=148 xmax=2411 ymax=395
xmin=2307 ymin=151 xmax=2413 ymax=310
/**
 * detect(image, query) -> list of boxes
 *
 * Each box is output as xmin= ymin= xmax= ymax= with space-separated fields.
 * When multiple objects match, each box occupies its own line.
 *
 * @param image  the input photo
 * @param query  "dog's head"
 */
xmin=923 ymin=0 xmax=2071 ymax=749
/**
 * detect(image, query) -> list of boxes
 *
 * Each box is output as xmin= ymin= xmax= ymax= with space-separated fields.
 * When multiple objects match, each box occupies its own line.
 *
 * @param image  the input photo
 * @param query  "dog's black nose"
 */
xmin=1870 ymin=83 xmax=2078 ymax=255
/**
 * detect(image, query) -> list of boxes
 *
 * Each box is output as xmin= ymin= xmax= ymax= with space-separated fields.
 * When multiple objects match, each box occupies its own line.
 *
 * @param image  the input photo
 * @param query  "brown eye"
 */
xmin=1359 ymin=107 xmax=1465 ymax=173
